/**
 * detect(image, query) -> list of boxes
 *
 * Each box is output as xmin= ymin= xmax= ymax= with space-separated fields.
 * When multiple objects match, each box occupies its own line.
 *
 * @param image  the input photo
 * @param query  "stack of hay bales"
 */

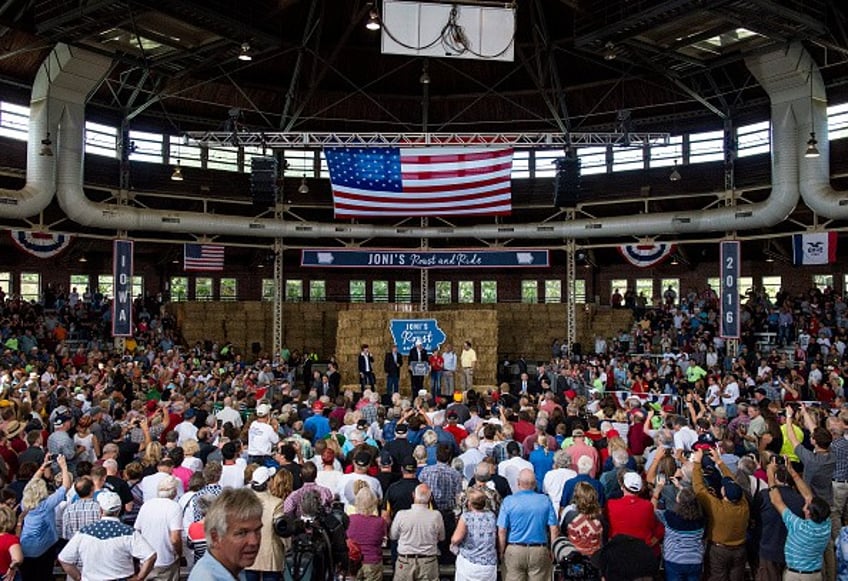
xmin=336 ymin=309 xmax=498 ymax=396
xmin=170 ymin=301 xmax=274 ymax=359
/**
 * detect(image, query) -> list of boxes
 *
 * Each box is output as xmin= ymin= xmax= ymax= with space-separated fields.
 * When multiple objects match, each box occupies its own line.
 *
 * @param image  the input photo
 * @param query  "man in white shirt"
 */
xmin=215 ymin=397 xmax=243 ymax=430
xmin=672 ymin=416 xmax=698 ymax=457
xmin=336 ymin=452 xmax=382 ymax=508
xmin=442 ymin=344 xmax=457 ymax=394
xmin=543 ymin=450 xmax=577 ymax=515
xmin=219 ymin=441 xmax=247 ymax=489
xmin=247 ymin=404 xmax=279 ymax=465
xmin=497 ymin=441 xmax=533 ymax=494
xmin=175 ymin=408 xmax=199 ymax=445
xmin=721 ymin=374 xmax=740 ymax=418
xmin=139 ymin=458 xmax=185 ymax=502
xmin=135 ymin=476 xmax=183 ymax=581
xmin=456 ymin=434 xmax=485 ymax=481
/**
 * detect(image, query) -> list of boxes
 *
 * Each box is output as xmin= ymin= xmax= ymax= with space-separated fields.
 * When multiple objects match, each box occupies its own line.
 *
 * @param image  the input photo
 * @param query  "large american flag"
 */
xmin=325 ymin=146 xmax=513 ymax=218
xmin=184 ymin=244 xmax=224 ymax=271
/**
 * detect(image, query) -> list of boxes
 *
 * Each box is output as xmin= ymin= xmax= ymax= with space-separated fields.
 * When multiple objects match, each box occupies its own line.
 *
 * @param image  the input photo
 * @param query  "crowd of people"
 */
xmin=0 ymin=281 xmax=845 ymax=580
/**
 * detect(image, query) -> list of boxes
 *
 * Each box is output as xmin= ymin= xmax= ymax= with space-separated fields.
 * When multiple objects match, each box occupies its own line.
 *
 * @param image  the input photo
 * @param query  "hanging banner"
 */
xmin=301 ymin=248 xmax=549 ymax=269
xmin=617 ymin=243 xmax=675 ymax=268
xmin=720 ymin=241 xmax=740 ymax=339
xmin=10 ymin=230 xmax=72 ymax=259
xmin=112 ymin=240 xmax=134 ymax=338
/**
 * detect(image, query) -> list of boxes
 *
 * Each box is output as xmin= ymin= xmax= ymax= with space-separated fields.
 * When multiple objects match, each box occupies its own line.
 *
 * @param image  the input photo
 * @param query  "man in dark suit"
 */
xmin=358 ymin=344 xmax=375 ymax=390
xmin=512 ymin=372 xmax=538 ymax=396
xmin=384 ymin=345 xmax=403 ymax=395
xmin=326 ymin=362 xmax=341 ymax=398
xmin=408 ymin=340 xmax=428 ymax=392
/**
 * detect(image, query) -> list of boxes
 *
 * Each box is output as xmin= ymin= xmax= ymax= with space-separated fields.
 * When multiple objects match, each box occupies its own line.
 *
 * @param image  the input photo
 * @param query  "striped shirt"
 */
xmin=783 ymin=510 xmax=831 ymax=573
xmin=657 ymin=510 xmax=705 ymax=566
xmin=832 ymin=435 xmax=848 ymax=481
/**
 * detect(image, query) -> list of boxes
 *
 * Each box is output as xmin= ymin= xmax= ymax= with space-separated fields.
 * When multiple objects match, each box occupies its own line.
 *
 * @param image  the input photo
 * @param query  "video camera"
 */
xmin=273 ymin=497 xmax=349 ymax=581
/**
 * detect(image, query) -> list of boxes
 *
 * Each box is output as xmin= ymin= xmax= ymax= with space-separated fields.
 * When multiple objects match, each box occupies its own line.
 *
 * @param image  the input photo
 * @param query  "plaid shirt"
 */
xmin=832 ymin=435 xmax=848 ymax=481
xmin=62 ymin=498 xmax=102 ymax=540
xmin=418 ymin=462 xmax=462 ymax=511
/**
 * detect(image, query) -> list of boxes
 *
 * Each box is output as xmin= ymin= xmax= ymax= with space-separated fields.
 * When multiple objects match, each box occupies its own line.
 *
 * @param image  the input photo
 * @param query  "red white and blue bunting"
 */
xmin=10 ymin=230 xmax=73 ymax=259
xmin=617 ymin=243 xmax=676 ymax=268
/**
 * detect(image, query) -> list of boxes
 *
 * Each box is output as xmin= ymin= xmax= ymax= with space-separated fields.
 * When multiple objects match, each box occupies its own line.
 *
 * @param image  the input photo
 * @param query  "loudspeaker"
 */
xmin=250 ymin=156 xmax=278 ymax=206
xmin=553 ymin=156 xmax=582 ymax=207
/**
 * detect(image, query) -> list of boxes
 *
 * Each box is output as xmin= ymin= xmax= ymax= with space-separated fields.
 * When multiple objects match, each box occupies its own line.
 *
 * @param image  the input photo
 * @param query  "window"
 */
xmin=649 ymin=135 xmax=683 ymax=168
xmin=373 ymin=280 xmax=389 ymax=302
xmin=129 ymin=130 xmax=164 ymax=164
xmin=511 ymin=150 xmax=530 ymax=178
xmin=736 ymin=121 xmax=770 ymax=158
xmin=521 ymin=280 xmax=538 ymax=304
xmin=318 ymin=151 xmax=330 ymax=178
xmin=395 ymin=281 xmax=412 ymax=303
xmin=19 ymin=273 xmax=39 ymax=303
xmin=261 ymin=279 xmax=275 ymax=301
xmin=0 ymin=101 xmax=28 ymax=141
xmin=814 ymin=274 xmax=834 ymax=289
xmin=761 ymin=276 xmax=781 ymax=301
xmin=195 ymin=277 xmax=213 ymax=300
xmin=534 ymin=149 xmax=564 ymax=178
xmin=635 ymin=279 xmax=654 ymax=304
xmin=660 ymin=278 xmax=680 ymax=305
xmin=350 ymin=280 xmax=366 ymax=303
xmin=458 ymin=281 xmax=474 ymax=303
xmin=284 ymin=150 xmax=315 ymax=177
xmin=828 ymin=102 xmax=848 ymax=141
xmin=610 ymin=279 xmax=627 ymax=303
xmin=97 ymin=275 xmax=114 ymax=300
xmin=571 ymin=279 xmax=587 ymax=304
xmin=132 ymin=276 xmax=144 ymax=300
xmin=739 ymin=277 xmax=753 ymax=300
xmin=220 ymin=278 xmax=238 ymax=301
xmin=545 ymin=280 xmax=562 ymax=303
xmin=169 ymin=277 xmax=188 ymax=302
xmin=169 ymin=135 xmax=202 ymax=168
xmin=309 ymin=280 xmax=326 ymax=302
xmin=707 ymin=277 xmax=720 ymax=295
xmin=84 ymin=122 xmax=118 ymax=158
xmin=69 ymin=275 xmax=89 ymax=295
xmin=286 ymin=280 xmax=303 ymax=302
xmin=435 ymin=281 xmax=452 ymax=304
xmin=612 ymin=145 xmax=644 ymax=172
xmin=481 ymin=281 xmax=497 ymax=303
xmin=689 ymin=129 xmax=724 ymax=163
xmin=578 ymin=146 xmax=607 ymax=175
xmin=207 ymin=146 xmax=239 ymax=172
xmin=0 ymin=272 xmax=11 ymax=296
xmin=244 ymin=146 xmax=271 ymax=173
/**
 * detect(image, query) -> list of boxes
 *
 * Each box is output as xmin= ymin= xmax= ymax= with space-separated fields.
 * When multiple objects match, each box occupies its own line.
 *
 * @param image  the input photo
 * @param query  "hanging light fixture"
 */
xmin=603 ymin=41 xmax=617 ymax=61
xmin=238 ymin=42 xmax=253 ymax=62
xmin=419 ymin=61 xmax=431 ymax=85
xmin=78 ymin=254 xmax=87 ymax=263
xmin=669 ymin=160 xmax=681 ymax=182
xmin=366 ymin=8 xmax=381 ymax=31
xmin=40 ymin=133 xmax=53 ymax=157
xmin=806 ymin=61 xmax=820 ymax=158
xmin=171 ymin=161 xmax=184 ymax=181
xmin=670 ymin=255 xmax=679 ymax=265
xmin=298 ymin=176 xmax=310 ymax=194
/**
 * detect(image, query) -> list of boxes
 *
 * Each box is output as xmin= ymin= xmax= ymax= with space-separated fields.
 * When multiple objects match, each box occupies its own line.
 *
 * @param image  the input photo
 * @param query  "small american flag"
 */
xmin=325 ymin=146 xmax=513 ymax=218
xmin=184 ymin=244 xmax=224 ymax=271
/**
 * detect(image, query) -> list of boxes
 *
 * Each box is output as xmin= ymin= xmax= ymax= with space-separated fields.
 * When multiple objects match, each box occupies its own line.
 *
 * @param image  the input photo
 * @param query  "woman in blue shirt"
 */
xmin=20 ymin=454 xmax=71 ymax=579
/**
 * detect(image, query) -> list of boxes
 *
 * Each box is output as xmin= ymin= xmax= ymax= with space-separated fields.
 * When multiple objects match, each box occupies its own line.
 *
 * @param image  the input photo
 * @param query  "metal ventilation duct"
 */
xmin=54 ymin=44 xmax=802 ymax=240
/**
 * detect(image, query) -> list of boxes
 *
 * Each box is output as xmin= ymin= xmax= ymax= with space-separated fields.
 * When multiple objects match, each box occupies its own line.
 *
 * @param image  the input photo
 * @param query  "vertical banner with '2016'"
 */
xmin=112 ymin=240 xmax=134 ymax=337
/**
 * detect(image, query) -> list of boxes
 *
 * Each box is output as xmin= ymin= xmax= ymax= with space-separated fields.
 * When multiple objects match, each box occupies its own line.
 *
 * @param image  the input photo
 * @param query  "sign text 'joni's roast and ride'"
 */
xmin=301 ymin=249 xmax=549 ymax=268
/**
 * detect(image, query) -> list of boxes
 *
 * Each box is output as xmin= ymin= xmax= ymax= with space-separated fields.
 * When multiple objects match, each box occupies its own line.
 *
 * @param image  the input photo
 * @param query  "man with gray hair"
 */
xmin=389 ymin=483 xmax=444 ymax=581
xmin=135 ymin=475 xmax=183 ymax=581
xmin=189 ymin=488 xmax=263 ymax=580
xmin=456 ymin=434 xmax=484 ymax=481
xmin=542 ymin=450 xmax=577 ymax=514
xmin=59 ymin=491 xmax=156 ymax=581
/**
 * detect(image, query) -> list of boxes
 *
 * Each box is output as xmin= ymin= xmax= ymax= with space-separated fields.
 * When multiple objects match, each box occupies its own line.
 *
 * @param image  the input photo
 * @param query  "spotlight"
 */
xmin=40 ymin=133 xmax=53 ymax=157
xmin=669 ymin=160 xmax=681 ymax=182
xmin=298 ymin=177 xmax=310 ymax=194
xmin=603 ymin=41 xmax=617 ymax=61
xmin=78 ymin=255 xmax=87 ymax=263
xmin=419 ymin=69 xmax=431 ymax=85
xmin=670 ymin=255 xmax=679 ymax=265
xmin=171 ymin=162 xmax=184 ymax=181
xmin=805 ymin=132 xmax=820 ymax=158
xmin=366 ymin=9 xmax=381 ymax=31
xmin=238 ymin=42 xmax=252 ymax=62
xmin=764 ymin=255 xmax=775 ymax=263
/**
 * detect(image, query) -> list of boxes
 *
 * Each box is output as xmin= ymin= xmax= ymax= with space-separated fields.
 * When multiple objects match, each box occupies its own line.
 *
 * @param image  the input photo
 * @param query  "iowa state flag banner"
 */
xmin=793 ymin=232 xmax=837 ymax=265
xmin=325 ymin=147 xmax=513 ymax=218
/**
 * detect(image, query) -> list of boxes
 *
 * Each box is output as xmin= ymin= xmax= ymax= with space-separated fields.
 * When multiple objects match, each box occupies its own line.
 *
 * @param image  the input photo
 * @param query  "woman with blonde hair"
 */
xmin=19 ymin=454 xmax=71 ymax=579
xmin=0 ymin=504 xmax=22 ymax=580
xmin=245 ymin=467 xmax=292 ymax=581
xmin=450 ymin=487 xmax=497 ymax=581
xmin=73 ymin=415 xmax=99 ymax=463
xmin=139 ymin=441 xmax=162 ymax=476
xmin=181 ymin=438 xmax=203 ymax=473
xmin=347 ymin=487 xmax=386 ymax=580
xmin=560 ymin=481 xmax=605 ymax=557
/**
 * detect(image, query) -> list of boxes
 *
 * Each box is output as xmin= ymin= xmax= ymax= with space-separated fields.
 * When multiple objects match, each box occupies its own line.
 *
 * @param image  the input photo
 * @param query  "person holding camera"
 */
xmin=754 ymin=454 xmax=805 ymax=580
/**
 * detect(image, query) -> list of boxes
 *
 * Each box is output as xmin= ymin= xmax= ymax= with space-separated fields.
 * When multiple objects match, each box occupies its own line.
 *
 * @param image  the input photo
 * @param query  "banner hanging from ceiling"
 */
xmin=617 ymin=243 xmax=675 ymax=268
xmin=301 ymin=248 xmax=549 ymax=269
xmin=9 ymin=230 xmax=73 ymax=259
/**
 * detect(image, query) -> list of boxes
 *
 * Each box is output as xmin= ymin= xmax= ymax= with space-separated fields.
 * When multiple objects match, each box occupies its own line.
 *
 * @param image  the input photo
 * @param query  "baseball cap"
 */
xmin=354 ymin=452 xmax=371 ymax=467
xmin=256 ymin=403 xmax=271 ymax=417
xmin=565 ymin=390 xmax=576 ymax=399
xmin=356 ymin=419 xmax=369 ymax=430
xmin=312 ymin=401 xmax=324 ymax=412
xmin=184 ymin=408 xmax=196 ymax=419
xmin=96 ymin=491 xmax=122 ymax=514
xmin=572 ymin=429 xmax=585 ymax=437
xmin=379 ymin=451 xmax=394 ymax=467
xmin=401 ymin=455 xmax=417 ymax=472
xmin=453 ymin=391 xmax=463 ymax=403
xmin=722 ymin=477 xmax=743 ymax=502
xmin=446 ymin=410 xmax=459 ymax=420
xmin=395 ymin=422 xmax=409 ymax=435
xmin=606 ymin=429 xmax=620 ymax=440
xmin=623 ymin=472 xmax=643 ymax=493
xmin=53 ymin=414 xmax=72 ymax=427
xmin=252 ymin=466 xmax=277 ymax=486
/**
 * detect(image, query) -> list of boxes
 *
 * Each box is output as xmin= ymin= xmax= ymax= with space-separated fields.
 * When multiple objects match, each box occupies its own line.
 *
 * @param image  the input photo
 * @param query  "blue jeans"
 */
xmin=664 ymin=560 xmax=702 ymax=581
xmin=431 ymin=371 xmax=442 ymax=397
xmin=245 ymin=571 xmax=283 ymax=581
xmin=387 ymin=374 xmax=399 ymax=394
